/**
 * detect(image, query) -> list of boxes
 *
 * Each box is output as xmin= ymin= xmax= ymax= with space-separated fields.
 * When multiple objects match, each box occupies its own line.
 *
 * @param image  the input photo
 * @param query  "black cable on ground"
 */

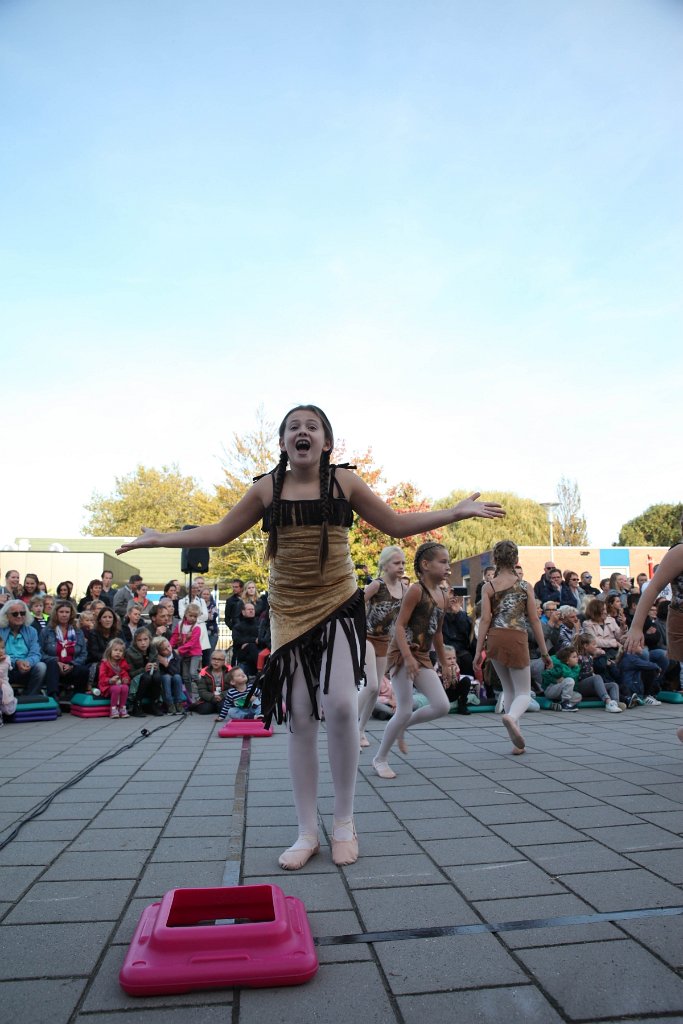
xmin=0 ymin=714 xmax=187 ymax=851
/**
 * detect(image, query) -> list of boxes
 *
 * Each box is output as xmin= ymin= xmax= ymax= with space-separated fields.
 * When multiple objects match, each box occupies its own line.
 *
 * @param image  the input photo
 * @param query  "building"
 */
xmin=450 ymin=545 xmax=670 ymax=605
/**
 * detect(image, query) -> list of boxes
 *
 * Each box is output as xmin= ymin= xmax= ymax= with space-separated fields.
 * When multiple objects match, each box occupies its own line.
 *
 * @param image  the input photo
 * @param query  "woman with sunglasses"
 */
xmin=0 ymin=600 xmax=47 ymax=694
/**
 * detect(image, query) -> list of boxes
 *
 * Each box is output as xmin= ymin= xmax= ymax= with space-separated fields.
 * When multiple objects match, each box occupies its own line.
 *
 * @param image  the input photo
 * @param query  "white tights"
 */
xmin=491 ymin=659 xmax=531 ymax=721
xmin=287 ymin=635 xmax=360 ymax=839
xmin=358 ymin=642 xmax=384 ymax=734
xmin=375 ymin=664 xmax=450 ymax=762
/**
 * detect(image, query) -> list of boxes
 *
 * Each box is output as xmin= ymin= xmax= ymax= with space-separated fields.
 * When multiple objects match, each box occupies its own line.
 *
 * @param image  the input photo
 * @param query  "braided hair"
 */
xmin=265 ymin=405 xmax=336 ymax=572
xmin=413 ymin=541 xmax=447 ymax=579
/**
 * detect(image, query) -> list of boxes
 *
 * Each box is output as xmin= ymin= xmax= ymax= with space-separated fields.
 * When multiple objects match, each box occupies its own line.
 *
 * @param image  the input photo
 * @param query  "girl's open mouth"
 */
xmin=295 ymin=439 xmax=311 ymax=451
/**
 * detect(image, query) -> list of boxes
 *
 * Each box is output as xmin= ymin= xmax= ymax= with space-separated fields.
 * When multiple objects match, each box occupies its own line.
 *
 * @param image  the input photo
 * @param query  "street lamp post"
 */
xmin=540 ymin=502 xmax=560 ymax=561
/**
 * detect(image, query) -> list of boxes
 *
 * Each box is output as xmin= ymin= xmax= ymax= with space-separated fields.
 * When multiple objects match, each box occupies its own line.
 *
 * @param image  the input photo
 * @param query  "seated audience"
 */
xmin=87 ymin=607 xmax=123 ymax=665
xmin=231 ymin=602 xmax=261 ymax=675
xmin=575 ymin=634 xmax=622 ymax=711
xmin=126 ymin=627 xmax=163 ymax=716
xmin=0 ymin=600 xmax=47 ymax=695
xmin=40 ymin=600 xmax=90 ymax=697
xmin=77 ymin=579 xmax=105 ymax=612
xmin=152 ymin=636 xmax=185 ymax=714
xmin=196 ymin=649 xmax=232 ymax=715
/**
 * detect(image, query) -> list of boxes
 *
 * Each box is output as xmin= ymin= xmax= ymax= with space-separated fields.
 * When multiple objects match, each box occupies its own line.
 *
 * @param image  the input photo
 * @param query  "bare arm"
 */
xmin=115 ymin=477 xmax=271 ymax=555
xmin=393 ymin=584 xmax=422 ymax=679
xmin=340 ymin=470 xmax=504 ymax=538
xmin=526 ymin=586 xmax=552 ymax=667
xmin=625 ymin=545 xmax=683 ymax=651
xmin=473 ymin=585 xmax=493 ymax=670
xmin=363 ymin=580 xmax=381 ymax=604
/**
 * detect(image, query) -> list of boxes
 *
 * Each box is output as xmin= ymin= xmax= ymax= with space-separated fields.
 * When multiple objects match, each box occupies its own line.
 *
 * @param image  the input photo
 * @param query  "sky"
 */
xmin=1 ymin=0 xmax=681 ymax=550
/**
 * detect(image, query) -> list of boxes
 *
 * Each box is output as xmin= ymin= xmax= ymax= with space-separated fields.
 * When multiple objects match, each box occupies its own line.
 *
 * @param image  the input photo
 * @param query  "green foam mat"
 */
xmin=658 ymin=691 xmax=683 ymax=704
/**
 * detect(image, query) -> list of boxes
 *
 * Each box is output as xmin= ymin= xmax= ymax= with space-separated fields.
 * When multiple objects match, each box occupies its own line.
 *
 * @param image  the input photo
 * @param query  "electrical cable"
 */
xmin=0 ymin=714 xmax=187 ymax=852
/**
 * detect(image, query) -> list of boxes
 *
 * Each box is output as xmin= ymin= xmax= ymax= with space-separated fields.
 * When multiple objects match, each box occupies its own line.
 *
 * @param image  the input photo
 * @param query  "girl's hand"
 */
xmin=453 ymin=493 xmax=505 ymax=522
xmin=405 ymin=655 xmax=420 ymax=681
xmin=116 ymin=528 xmax=162 ymax=555
xmin=624 ymin=628 xmax=644 ymax=654
xmin=542 ymin=653 xmax=553 ymax=669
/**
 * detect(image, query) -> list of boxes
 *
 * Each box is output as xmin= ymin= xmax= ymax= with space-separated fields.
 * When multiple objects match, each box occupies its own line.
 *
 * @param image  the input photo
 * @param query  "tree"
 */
xmin=618 ymin=503 xmax=683 ymax=547
xmin=555 ymin=477 xmax=589 ymax=546
xmin=82 ymin=465 xmax=210 ymax=536
xmin=436 ymin=491 xmax=549 ymax=561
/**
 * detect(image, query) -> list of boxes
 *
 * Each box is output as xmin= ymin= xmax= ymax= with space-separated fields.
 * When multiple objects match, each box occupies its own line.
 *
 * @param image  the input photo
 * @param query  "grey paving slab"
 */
xmin=626 ymin=847 xmax=683 ymax=882
xmin=0 ymin=817 xmax=89 ymax=841
xmin=583 ymin=822 xmax=683 ymax=852
xmin=423 ymin=835 xmax=524 ymax=867
xmin=90 ymin=809 xmax=170 ymax=828
xmin=172 ymin=798 xmax=235 ymax=816
xmin=637 ymin=810 xmax=683 ymax=833
xmin=135 ymin=860 xmax=226 ymax=897
xmin=238 ymin=962 xmax=395 ymax=1023
xmin=490 ymin=820 xmax=586 ymax=845
xmin=447 ymin=859 xmax=566 ymax=900
xmin=517 ymin=939 xmax=683 ymax=1019
xmin=522 ymin=840 xmax=634 ymax=874
xmin=74 ymin=1008 xmax=233 ymax=1024
xmin=0 ymin=976 xmax=87 ymax=1024
xmin=398 ymin=985 xmax=565 ymax=1024
xmin=151 ymin=836 xmax=231 ymax=862
xmin=558 ymin=867 xmax=683 ymax=911
xmin=548 ymin=804 xmax=646 ymax=828
xmin=80 ymin=946 xmax=234 ymax=1012
xmin=406 ymin=815 xmax=491 ymax=840
xmin=0 ymin=921 xmax=112 ymax=978
xmin=608 ymin=793 xmax=683 ymax=813
xmin=343 ymin=852 xmax=444 ymax=888
xmin=452 ymin=787 xmax=525 ymax=807
xmin=618 ymin=913 xmax=683 ymax=968
xmin=523 ymin=788 xmax=613 ymax=809
xmin=242 ymin=871 xmax=354 ymax=912
xmin=162 ymin=815 xmax=233 ymax=837
xmin=375 ymin=798 xmax=462 ymax=819
xmin=466 ymin=802 xmax=552 ymax=825
xmin=105 ymin=793 xmax=180 ymax=810
xmin=70 ymin=826 xmax=163 ymax=851
xmin=5 ymin=877 xmax=135 ymax=924
xmin=0 ymin=840 xmax=69 ymax=865
xmin=353 ymin=882 xmax=478 ymax=930
xmin=374 ymin=932 xmax=527 ymax=994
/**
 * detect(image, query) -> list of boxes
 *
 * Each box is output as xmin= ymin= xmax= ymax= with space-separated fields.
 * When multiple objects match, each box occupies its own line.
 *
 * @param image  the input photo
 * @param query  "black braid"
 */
xmin=318 ymin=448 xmax=331 ymax=571
xmin=413 ymin=541 xmax=445 ymax=579
xmin=265 ymin=450 xmax=289 ymax=562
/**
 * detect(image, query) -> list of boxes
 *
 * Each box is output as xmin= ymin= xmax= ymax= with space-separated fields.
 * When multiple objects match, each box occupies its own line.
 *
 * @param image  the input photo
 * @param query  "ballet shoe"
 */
xmin=502 ymin=714 xmax=525 ymax=750
xmin=511 ymin=746 xmax=526 ymax=756
xmin=372 ymin=757 xmax=397 ymax=779
xmin=278 ymin=837 xmax=320 ymax=870
xmin=359 ymin=732 xmax=370 ymax=749
xmin=331 ymin=820 xmax=359 ymax=866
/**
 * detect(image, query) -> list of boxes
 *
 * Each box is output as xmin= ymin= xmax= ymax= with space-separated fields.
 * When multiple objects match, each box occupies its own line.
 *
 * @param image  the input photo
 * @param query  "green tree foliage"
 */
xmin=436 ymin=491 xmax=549 ymax=561
xmin=555 ymin=477 xmax=589 ymax=546
xmin=618 ymin=503 xmax=683 ymax=546
xmin=82 ymin=465 xmax=210 ymax=536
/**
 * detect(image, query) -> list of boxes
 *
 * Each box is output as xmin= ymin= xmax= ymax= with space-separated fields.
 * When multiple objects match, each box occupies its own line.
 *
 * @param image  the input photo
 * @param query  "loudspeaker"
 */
xmin=180 ymin=525 xmax=210 ymax=574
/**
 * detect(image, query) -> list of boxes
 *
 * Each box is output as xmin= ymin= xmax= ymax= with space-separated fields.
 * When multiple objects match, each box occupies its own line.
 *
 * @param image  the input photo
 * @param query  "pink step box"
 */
xmin=119 ymin=884 xmax=318 ymax=995
xmin=218 ymin=720 xmax=273 ymax=738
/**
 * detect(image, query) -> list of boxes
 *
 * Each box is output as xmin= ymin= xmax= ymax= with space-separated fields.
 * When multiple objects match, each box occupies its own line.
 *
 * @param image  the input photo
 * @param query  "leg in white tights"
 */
xmin=375 ymin=664 xmax=450 ymax=766
xmin=491 ymin=658 xmax=530 ymax=752
xmin=358 ymin=644 xmax=385 ymax=739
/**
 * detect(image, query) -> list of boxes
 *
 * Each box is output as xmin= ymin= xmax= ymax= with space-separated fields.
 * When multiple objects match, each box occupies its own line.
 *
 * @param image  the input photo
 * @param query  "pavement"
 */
xmin=2 ymin=703 xmax=683 ymax=1024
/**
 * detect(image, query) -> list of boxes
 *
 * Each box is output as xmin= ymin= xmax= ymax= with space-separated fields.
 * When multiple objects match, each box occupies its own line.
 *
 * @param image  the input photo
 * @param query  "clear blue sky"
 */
xmin=2 ymin=0 xmax=681 ymax=548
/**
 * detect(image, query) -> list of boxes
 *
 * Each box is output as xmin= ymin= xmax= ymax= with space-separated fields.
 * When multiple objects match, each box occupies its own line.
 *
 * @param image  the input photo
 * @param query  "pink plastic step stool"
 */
xmin=119 ymin=884 xmax=318 ymax=995
xmin=70 ymin=704 xmax=111 ymax=718
xmin=218 ymin=720 xmax=273 ymax=738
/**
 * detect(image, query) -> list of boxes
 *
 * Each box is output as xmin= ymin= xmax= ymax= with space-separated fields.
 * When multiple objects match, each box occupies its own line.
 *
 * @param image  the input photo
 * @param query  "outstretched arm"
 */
xmin=340 ymin=470 xmax=504 ymax=538
xmin=625 ymin=545 xmax=683 ymax=652
xmin=115 ymin=476 xmax=271 ymax=555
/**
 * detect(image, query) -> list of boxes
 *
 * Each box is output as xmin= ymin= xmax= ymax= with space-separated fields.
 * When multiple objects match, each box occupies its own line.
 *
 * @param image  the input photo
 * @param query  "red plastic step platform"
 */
xmin=218 ymin=720 xmax=273 ymax=738
xmin=70 ymin=704 xmax=111 ymax=718
xmin=119 ymin=884 xmax=318 ymax=995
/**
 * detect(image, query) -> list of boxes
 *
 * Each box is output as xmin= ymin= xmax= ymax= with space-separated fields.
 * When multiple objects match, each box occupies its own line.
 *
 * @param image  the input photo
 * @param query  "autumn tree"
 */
xmin=618 ymin=503 xmax=683 ymax=546
xmin=436 ymin=491 xmax=549 ymax=561
xmin=82 ymin=465 xmax=210 ymax=536
xmin=555 ymin=477 xmax=589 ymax=546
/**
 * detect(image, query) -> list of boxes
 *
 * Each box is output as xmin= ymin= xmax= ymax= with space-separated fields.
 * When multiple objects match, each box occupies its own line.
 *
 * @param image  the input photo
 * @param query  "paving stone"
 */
xmin=70 ymin=826 xmax=162 ymax=852
xmin=0 ymin=976 xmax=86 ymax=1023
xmin=0 ymin=840 xmax=69 ymax=866
xmin=242 ymin=871 xmax=353 ymax=912
xmin=106 ymin=793 xmax=179 ymax=810
xmin=608 ymin=794 xmax=683 ymax=813
xmin=558 ymin=867 xmax=683 ymax=911
xmin=0 ymin=921 xmax=112 ymax=978
xmin=423 ymin=836 xmax=524 ymax=867
xmin=80 ymin=946 xmax=234 ymax=1012
xmin=549 ymin=805 xmax=644 ymax=828
xmin=42 ymin=850 xmax=149 ymax=881
xmin=136 ymin=860 xmax=225 ymax=897
xmin=406 ymin=816 xmax=491 ymax=841
xmin=467 ymin=803 xmax=552 ymax=825
xmin=381 ymin=784 xmax=450 ymax=802
xmin=343 ymin=853 xmax=444 ymax=889
xmin=523 ymin=789 xmax=611 ymax=810
xmin=374 ymin=931 xmax=526 ymax=994
xmin=90 ymin=809 xmax=170 ymax=828
xmin=172 ymin=799 xmax=235 ymax=816
xmin=1 ymin=818 xmax=89 ymax=841
xmin=522 ymin=840 xmax=633 ymax=874
xmin=453 ymin=787 xmax=524 ymax=807
xmin=618 ymin=913 xmax=683 ymax=968
xmin=491 ymin=819 xmax=587 ymax=845
xmin=448 ymin=859 xmax=566 ymax=900
xmin=75 ymin=1008 xmax=233 ymax=1024
xmin=151 ymin=836 xmax=230 ymax=862
xmin=353 ymin=810 xmax=405 ymax=832
xmin=162 ymin=815 xmax=233 ymax=838
xmin=583 ymin=823 xmax=683 ymax=852
xmin=398 ymin=985 xmax=565 ymax=1024
xmin=572 ymin=779 xmax=650 ymax=797
xmin=353 ymin=882 xmax=478 ymax=931
xmin=517 ymin=939 xmax=683 ymax=1019
xmin=6 ymin=877 xmax=135 ymax=924
xmin=377 ymin=798 xmax=459 ymax=820
xmin=636 ymin=810 xmax=683 ymax=833
xmin=39 ymin=800 xmax=108 ymax=820
xmin=626 ymin=848 xmax=683 ymax=882
xmin=238 ymin=961 xmax=394 ymax=1022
